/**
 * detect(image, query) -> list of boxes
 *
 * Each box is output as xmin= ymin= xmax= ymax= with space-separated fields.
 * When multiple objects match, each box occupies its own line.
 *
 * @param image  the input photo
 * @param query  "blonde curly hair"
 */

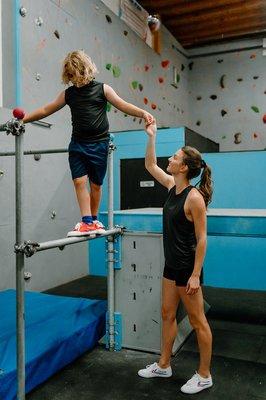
xmin=62 ymin=50 xmax=98 ymax=87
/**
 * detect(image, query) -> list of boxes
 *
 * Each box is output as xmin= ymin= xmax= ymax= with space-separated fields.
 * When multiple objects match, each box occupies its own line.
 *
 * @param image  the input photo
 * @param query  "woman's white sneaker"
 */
xmin=138 ymin=362 xmax=172 ymax=378
xmin=180 ymin=372 xmax=213 ymax=394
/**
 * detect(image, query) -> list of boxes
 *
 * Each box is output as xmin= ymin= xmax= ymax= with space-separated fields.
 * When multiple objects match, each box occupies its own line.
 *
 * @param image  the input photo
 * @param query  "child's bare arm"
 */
xmin=23 ymin=91 xmax=66 ymax=123
xmin=104 ymin=84 xmax=154 ymax=124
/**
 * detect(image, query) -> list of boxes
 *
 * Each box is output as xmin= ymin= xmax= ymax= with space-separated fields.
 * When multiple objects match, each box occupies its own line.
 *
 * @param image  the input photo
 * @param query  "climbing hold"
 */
xmin=222 ymin=135 xmax=226 ymax=139
xmin=158 ymin=77 xmax=164 ymax=84
xmin=50 ymin=211 xmax=56 ymax=219
xmin=176 ymin=73 xmax=180 ymax=83
xmin=24 ymin=272 xmax=32 ymax=281
xmin=0 ymin=170 xmax=4 ymax=177
xmin=196 ymin=96 xmax=202 ymax=101
xmin=124 ymin=30 xmax=128 ymax=36
xmin=181 ymin=64 xmax=185 ymax=71
xmin=106 ymin=15 xmax=112 ymax=23
xmin=143 ymin=97 xmax=148 ymax=105
xmin=253 ymin=76 xmax=259 ymax=80
xmin=237 ymin=78 xmax=243 ymax=82
xmin=217 ymin=59 xmax=223 ymax=63
xmin=220 ymin=74 xmax=226 ymax=89
xmin=196 ymin=121 xmax=201 ymax=126
xmin=188 ymin=62 xmax=194 ymax=70
xmin=151 ymin=103 xmax=157 ymax=110
xmin=251 ymin=106 xmax=260 ymax=113
xmin=112 ymin=66 xmax=121 ymax=78
xmin=263 ymin=114 xmax=266 ymax=123
xmin=131 ymin=81 xmax=138 ymax=89
xmin=54 ymin=30 xmax=60 ymax=39
xmin=161 ymin=60 xmax=170 ymax=68
xmin=234 ymin=133 xmax=242 ymax=144
xmin=34 ymin=154 xmax=41 ymax=161
xmin=36 ymin=73 xmax=41 ymax=81
xmin=144 ymin=65 xmax=150 ymax=72
xmin=250 ymin=54 xmax=256 ymax=59
xmin=19 ymin=7 xmax=27 ymax=17
xmin=106 ymin=63 xmax=112 ymax=70
xmin=138 ymin=83 xmax=143 ymax=91
xmin=210 ymin=95 xmax=217 ymax=100
xmin=253 ymin=133 xmax=258 ymax=139
xmin=221 ymin=110 xmax=227 ymax=117
xmin=35 ymin=17 xmax=43 ymax=26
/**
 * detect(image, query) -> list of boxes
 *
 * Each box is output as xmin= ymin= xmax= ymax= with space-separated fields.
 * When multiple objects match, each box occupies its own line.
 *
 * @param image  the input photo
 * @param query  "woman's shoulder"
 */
xmin=187 ymin=187 xmax=205 ymax=207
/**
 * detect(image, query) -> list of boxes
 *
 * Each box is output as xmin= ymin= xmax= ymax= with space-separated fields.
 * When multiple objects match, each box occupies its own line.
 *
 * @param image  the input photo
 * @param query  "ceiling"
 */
xmin=138 ymin=0 xmax=266 ymax=48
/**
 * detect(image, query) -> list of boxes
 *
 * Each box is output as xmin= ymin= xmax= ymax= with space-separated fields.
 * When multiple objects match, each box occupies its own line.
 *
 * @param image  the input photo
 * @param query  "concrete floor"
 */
xmin=26 ymin=276 xmax=266 ymax=400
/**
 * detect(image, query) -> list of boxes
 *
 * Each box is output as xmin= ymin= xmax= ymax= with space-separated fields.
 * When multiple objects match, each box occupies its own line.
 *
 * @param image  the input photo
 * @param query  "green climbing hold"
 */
xmin=106 ymin=63 xmax=112 ymax=70
xmin=176 ymin=74 xmax=180 ymax=83
xmin=251 ymin=106 xmax=260 ymax=113
xmin=131 ymin=81 xmax=138 ymax=89
xmin=112 ymin=66 xmax=121 ymax=78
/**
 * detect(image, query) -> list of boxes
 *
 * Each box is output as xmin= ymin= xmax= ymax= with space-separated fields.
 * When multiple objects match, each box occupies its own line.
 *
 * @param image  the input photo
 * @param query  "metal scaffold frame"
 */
xmin=0 ymin=118 xmax=122 ymax=400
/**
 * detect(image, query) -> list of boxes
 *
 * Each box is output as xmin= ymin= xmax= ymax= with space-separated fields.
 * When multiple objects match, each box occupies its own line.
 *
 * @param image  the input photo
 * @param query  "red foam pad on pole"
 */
xmin=13 ymin=108 xmax=25 ymax=120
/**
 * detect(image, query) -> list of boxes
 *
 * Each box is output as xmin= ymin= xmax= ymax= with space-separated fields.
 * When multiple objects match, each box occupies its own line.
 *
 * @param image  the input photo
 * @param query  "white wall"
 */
xmin=187 ymin=39 xmax=266 ymax=151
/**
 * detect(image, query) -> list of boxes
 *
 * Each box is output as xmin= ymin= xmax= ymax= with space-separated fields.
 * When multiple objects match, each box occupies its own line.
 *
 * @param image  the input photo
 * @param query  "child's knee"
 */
xmin=73 ymin=176 xmax=87 ymax=189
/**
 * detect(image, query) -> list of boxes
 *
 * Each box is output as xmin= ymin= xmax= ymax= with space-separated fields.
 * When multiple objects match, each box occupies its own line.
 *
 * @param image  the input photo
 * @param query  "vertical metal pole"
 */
xmin=107 ymin=138 xmax=115 ymax=350
xmin=14 ymin=0 xmax=25 ymax=398
xmin=16 ymin=133 xmax=25 ymax=400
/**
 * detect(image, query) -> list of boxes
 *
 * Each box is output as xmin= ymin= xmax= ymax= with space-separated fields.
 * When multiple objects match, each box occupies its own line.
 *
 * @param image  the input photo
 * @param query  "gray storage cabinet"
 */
xmin=115 ymin=231 xmax=195 ymax=354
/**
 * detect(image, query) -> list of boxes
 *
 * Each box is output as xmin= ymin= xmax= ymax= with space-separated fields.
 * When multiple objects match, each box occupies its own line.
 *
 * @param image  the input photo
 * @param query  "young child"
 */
xmin=23 ymin=50 xmax=154 ymax=237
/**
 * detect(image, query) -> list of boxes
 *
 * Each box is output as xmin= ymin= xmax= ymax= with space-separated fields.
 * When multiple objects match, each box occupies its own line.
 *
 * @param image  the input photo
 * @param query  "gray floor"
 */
xmin=26 ymin=276 xmax=266 ymax=400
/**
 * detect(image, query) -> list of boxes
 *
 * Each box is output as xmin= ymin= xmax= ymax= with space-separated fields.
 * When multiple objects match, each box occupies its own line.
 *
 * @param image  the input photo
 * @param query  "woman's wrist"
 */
xmin=191 ymin=272 xmax=200 ymax=278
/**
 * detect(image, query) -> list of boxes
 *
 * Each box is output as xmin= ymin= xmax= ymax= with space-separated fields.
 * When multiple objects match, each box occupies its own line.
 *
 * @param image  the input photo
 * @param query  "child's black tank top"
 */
xmin=65 ymin=80 xmax=109 ymax=142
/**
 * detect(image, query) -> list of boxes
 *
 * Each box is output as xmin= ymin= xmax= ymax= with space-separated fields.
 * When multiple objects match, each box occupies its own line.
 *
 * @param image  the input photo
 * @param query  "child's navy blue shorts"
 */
xmin=68 ymin=138 xmax=109 ymax=185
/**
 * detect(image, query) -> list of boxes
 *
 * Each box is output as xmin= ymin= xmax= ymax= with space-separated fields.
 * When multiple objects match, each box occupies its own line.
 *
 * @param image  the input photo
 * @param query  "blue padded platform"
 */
xmin=0 ymin=289 xmax=107 ymax=400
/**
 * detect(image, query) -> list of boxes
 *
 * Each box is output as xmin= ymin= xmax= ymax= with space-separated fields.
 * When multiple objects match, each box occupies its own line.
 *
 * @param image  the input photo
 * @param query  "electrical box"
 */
xmin=115 ymin=231 xmax=209 ymax=353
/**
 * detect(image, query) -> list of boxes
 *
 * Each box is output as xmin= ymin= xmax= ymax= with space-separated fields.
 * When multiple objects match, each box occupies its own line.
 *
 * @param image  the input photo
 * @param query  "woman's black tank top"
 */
xmin=163 ymin=185 xmax=196 ymax=270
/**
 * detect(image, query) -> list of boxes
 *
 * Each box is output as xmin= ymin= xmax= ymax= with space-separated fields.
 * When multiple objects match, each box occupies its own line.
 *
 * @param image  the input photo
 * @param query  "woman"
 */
xmin=138 ymin=121 xmax=213 ymax=395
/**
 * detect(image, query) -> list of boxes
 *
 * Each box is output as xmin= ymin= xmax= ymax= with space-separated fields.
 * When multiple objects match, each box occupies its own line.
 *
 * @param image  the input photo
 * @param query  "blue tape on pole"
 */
xmin=114 ymin=235 xmax=122 ymax=270
xmin=105 ymin=311 xmax=122 ymax=351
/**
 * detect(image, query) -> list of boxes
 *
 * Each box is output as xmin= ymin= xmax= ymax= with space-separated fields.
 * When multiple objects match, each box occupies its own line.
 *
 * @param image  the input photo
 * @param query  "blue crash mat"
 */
xmin=0 ymin=289 xmax=107 ymax=400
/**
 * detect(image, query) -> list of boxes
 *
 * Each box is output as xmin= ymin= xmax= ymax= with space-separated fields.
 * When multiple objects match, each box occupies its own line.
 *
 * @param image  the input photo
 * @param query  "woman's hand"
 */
xmin=186 ymin=275 xmax=200 ymax=295
xmin=145 ymin=120 xmax=157 ymax=137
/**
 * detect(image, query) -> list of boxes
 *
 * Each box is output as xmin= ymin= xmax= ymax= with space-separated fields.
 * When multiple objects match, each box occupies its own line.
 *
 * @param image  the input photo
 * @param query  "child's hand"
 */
xmin=143 ymin=111 xmax=154 ymax=125
xmin=145 ymin=121 xmax=157 ymax=137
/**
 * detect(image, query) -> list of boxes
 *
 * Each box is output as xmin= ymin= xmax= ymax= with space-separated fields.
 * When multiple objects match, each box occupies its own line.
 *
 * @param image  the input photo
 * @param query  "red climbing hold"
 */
xmin=161 ymin=60 xmax=170 ymax=68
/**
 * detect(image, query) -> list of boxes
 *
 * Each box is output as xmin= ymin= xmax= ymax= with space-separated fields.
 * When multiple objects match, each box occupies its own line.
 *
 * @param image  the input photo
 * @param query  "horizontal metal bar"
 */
xmin=0 ymin=148 xmax=68 ymax=157
xmin=30 ymin=121 xmax=52 ymax=128
xmin=35 ymin=227 xmax=123 ymax=253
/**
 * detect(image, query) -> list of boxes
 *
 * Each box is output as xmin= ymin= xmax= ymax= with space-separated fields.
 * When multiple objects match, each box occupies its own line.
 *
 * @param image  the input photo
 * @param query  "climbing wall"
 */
xmin=0 ymin=0 xmax=190 ymax=290
xmin=18 ymin=0 xmax=189 ymax=138
xmin=188 ymin=39 xmax=266 ymax=151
